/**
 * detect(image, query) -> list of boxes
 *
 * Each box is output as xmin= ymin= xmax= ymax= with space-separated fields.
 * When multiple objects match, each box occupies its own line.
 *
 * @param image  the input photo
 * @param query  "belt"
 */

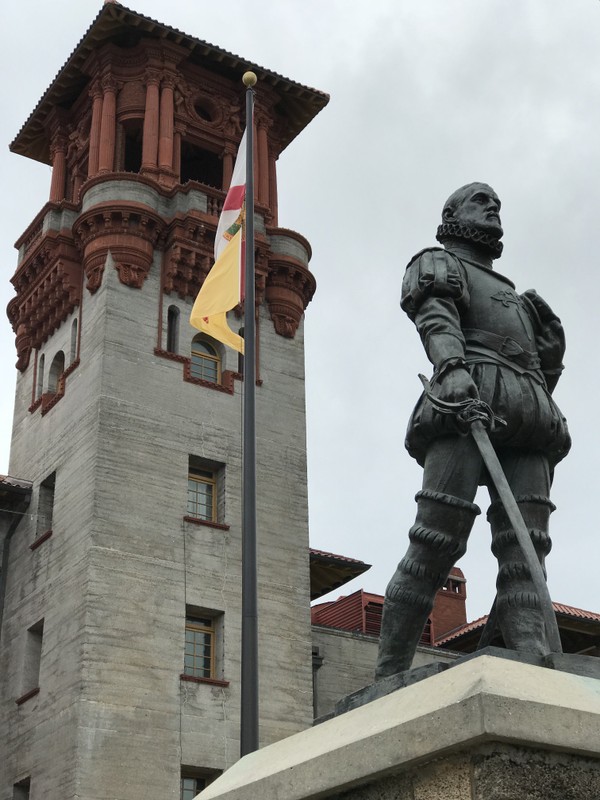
xmin=463 ymin=328 xmax=541 ymax=371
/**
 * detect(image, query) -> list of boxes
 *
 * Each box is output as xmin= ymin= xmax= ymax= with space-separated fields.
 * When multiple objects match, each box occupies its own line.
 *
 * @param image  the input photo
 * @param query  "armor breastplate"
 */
xmin=460 ymin=261 xmax=537 ymax=347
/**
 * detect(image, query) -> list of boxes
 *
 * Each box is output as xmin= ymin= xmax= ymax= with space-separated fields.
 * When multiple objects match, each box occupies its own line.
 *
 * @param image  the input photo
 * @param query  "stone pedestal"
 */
xmin=199 ymin=655 xmax=600 ymax=800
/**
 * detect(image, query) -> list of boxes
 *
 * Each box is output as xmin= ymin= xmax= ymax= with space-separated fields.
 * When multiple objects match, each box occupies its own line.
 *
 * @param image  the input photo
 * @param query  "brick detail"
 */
xmin=183 ymin=516 xmax=230 ymax=531
xmin=7 ymin=230 xmax=81 ymax=371
xmin=15 ymin=687 xmax=40 ymax=706
xmin=179 ymin=674 xmax=229 ymax=688
xmin=74 ymin=204 xmax=165 ymax=292
xmin=30 ymin=530 xmax=53 ymax=551
xmin=266 ymin=255 xmax=316 ymax=338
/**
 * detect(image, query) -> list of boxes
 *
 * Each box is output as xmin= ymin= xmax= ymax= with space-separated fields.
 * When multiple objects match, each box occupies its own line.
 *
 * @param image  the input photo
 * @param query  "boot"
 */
xmin=375 ymin=490 xmax=480 ymax=679
xmin=489 ymin=495 xmax=555 ymax=654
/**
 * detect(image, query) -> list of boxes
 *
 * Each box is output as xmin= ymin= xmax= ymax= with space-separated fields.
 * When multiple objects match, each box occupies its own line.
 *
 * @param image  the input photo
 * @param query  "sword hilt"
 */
xmin=418 ymin=374 xmax=507 ymax=432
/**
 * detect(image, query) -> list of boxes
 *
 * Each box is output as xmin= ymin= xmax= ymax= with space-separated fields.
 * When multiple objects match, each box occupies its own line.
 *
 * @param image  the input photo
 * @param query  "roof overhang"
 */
xmin=309 ymin=549 xmax=371 ymax=601
xmin=11 ymin=1 xmax=329 ymax=165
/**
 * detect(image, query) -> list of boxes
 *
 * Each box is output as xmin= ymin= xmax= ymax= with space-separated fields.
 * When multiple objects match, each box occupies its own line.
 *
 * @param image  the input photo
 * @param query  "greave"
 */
xmin=488 ymin=494 xmax=555 ymax=654
xmin=375 ymin=490 xmax=480 ymax=679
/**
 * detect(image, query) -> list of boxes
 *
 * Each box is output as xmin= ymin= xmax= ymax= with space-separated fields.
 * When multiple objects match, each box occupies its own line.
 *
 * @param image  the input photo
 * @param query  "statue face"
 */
xmin=451 ymin=184 xmax=503 ymax=237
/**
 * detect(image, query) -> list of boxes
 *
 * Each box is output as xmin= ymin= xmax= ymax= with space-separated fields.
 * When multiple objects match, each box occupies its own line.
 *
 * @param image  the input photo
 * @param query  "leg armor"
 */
xmin=488 ymin=494 xmax=555 ymax=654
xmin=375 ymin=490 xmax=480 ymax=679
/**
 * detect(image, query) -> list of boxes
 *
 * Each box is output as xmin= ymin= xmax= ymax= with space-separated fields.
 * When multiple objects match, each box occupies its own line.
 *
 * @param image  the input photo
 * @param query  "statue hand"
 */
xmin=437 ymin=368 xmax=479 ymax=403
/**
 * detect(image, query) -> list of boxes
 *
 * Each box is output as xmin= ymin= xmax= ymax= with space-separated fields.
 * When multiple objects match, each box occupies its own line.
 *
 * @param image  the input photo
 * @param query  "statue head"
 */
xmin=436 ymin=182 xmax=504 ymax=258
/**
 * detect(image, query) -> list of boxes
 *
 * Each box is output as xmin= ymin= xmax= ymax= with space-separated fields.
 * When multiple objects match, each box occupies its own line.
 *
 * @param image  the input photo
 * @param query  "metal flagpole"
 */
xmin=240 ymin=70 xmax=259 ymax=757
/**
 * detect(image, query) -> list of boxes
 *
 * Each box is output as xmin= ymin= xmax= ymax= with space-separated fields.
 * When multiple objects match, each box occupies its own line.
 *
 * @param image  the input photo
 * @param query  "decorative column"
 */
xmin=49 ymin=135 xmax=67 ymax=202
xmin=222 ymin=146 xmax=235 ymax=190
xmin=87 ymin=82 xmax=103 ymax=177
xmin=72 ymin=171 xmax=84 ymax=202
xmin=173 ymin=124 xmax=185 ymax=182
xmin=98 ymin=75 xmax=117 ymax=173
xmin=141 ymin=69 xmax=160 ymax=171
xmin=158 ymin=75 xmax=175 ymax=171
xmin=268 ymin=152 xmax=279 ymax=226
xmin=257 ymin=119 xmax=269 ymax=206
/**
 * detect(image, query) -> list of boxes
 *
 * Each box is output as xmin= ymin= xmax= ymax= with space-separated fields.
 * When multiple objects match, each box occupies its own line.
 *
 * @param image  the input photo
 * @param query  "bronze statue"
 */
xmin=376 ymin=183 xmax=570 ymax=678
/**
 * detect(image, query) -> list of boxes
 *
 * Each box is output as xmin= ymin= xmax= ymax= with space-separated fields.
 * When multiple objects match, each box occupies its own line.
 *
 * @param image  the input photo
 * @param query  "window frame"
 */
xmin=184 ymin=616 xmax=215 ymax=680
xmin=180 ymin=767 xmax=221 ymax=799
xmin=187 ymin=468 xmax=217 ymax=523
xmin=190 ymin=336 xmax=221 ymax=384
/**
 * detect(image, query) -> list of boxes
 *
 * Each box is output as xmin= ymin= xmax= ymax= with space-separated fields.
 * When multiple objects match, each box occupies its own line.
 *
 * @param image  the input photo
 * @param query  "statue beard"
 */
xmin=436 ymin=222 xmax=504 ymax=258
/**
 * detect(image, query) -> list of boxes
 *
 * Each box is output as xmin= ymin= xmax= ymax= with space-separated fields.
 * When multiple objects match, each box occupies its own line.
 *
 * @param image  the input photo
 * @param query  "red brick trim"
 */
xmin=180 ymin=674 xmax=229 ymax=687
xmin=40 ymin=390 xmax=63 ymax=415
xmin=15 ymin=687 xmax=40 ymax=706
xmin=154 ymin=347 xmax=187 ymax=363
xmin=31 ymin=359 xmax=80 ymax=416
xmin=183 ymin=366 xmax=234 ymax=394
xmin=30 ymin=530 xmax=53 ymax=551
xmin=183 ymin=516 xmax=230 ymax=531
xmin=154 ymin=348 xmax=241 ymax=394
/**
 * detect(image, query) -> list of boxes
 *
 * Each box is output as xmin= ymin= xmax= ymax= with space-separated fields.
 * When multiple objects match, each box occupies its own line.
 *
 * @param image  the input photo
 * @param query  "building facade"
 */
xmin=0 ymin=4 xmax=328 ymax=799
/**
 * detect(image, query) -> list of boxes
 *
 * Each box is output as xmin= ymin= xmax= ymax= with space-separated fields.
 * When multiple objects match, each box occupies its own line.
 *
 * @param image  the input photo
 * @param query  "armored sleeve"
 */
xmin=401 ymin=248 xmax=470 ymax=373
xmin=521 ymin=289 xmax=566 ymax=392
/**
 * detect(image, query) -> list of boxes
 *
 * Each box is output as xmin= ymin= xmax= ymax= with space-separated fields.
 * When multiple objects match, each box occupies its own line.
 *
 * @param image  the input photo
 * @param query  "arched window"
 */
xmin=37 ymin=353 xmax=45 ymax=398
xmin=190 ymin=336 xmax=220 ymax=384
xmin=167 ymin=306 xmax=180 ymax=354
xmin=70 ymin=318 xmax=78 ymax=364
xmin=48 ymin=351 xmax=65 ymax=394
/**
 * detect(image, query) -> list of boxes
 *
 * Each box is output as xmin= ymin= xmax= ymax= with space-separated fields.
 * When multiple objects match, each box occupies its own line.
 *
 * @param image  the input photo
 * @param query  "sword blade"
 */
xmin=470 ymin=420 xmax=562 ymax=654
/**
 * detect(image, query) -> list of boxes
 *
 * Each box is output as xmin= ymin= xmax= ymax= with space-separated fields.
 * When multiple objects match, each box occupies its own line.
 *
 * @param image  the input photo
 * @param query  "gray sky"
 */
xmin=1 ymin=0 xmax=599 ymax=622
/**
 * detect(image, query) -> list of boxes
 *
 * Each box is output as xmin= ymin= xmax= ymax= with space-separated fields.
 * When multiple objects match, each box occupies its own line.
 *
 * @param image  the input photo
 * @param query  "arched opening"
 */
xmin=122 ymin=119 xmax=143 ymax=173
xmin=37 ymin=353 xmax=45 ymax=398
xmin=48 ymin=351 xmax=65 ymax=394
xmin=180 ymin=139 xmax=222 ymax=188
xmin=190 ymin=336 xmax=221 ymax=384
xmin=167 ymin=305 xmax=180 ymax=354
xmin=70 ymin=318 xmax=78 ymax=364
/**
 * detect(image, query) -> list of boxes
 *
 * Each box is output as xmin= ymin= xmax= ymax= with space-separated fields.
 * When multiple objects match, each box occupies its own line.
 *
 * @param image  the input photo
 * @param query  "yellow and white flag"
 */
xmin=190 ymin=130 xmax=247 ymax=353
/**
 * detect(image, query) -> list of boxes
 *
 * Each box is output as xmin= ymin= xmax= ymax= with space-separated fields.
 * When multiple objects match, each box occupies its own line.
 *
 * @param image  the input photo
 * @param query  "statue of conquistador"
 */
xmin=376 ymin=183 xmax=570 ymax=679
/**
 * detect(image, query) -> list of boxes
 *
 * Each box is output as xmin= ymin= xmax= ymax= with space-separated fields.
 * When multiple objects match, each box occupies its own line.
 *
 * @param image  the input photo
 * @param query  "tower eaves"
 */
xmin=10 ymin=1 xmax=330 ymax=165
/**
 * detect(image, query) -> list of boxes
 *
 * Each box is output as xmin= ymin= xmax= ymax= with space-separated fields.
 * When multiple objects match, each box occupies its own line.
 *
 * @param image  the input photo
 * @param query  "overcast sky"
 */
xmin=1 ymin=0 xmax=599 ymax=622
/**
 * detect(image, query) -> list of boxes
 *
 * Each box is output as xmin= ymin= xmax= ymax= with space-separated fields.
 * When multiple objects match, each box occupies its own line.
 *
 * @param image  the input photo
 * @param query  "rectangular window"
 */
xmin=23 ymin=619 xmax=44 ymax=695
xmin=13 ymin=778 xmax=30 ymax=800
xmin=181 ymin=775 xmax=207 ymax=799
xmin=187 ymin=469 xmax=216 ymax=522
xmin=184 ymin=617 xmax=215 ymax=679
xmin=36 ymin=472 xmax=55 ymax=536
xmin=180 ymin=767 xmax=220 ymax=799
xmin=187 ymin=456 xmax=225 ymax=525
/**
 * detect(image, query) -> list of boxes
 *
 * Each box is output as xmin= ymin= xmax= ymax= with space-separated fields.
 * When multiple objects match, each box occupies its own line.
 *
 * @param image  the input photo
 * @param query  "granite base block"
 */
xmin=199 ymin=655 xmax=600 ymax=800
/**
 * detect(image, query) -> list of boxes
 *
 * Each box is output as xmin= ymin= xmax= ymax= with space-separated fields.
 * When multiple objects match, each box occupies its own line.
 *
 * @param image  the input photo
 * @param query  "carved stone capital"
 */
xmin=74 ymin=205 xmax=165 ymax=293
xmin=145 ymin=67 xmax=162 ymax=87
xmin=49 ymin=134 xmax=68 ymax=160
xmin=162 ymin=73 xmax=177 ymax=90
xmin=89 ymin=79 xmax=104 ymax=101
xmin=265 ymin=256 xmax=316 ymax=338
xmin=101 ymin=74 xmax=119 ymax=94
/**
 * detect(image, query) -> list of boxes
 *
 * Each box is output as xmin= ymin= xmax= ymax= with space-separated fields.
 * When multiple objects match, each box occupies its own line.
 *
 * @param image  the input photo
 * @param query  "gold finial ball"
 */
xmin=242 ymin=71 xmax=257 ymax=88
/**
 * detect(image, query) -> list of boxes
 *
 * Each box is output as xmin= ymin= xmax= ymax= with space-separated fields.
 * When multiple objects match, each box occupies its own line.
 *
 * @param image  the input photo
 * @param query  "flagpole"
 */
xmin=240 ymin=70 xmax=258 ymax=757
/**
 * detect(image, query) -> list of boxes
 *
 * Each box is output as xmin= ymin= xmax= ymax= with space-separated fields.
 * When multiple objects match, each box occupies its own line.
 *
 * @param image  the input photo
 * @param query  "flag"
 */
xmin=190 ymin=130 xmax=247 ymax=353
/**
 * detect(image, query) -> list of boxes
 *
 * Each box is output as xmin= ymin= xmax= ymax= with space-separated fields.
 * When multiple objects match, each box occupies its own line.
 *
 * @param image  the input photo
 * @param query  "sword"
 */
xmin=419 ymin=375 xmax=562 ymax=654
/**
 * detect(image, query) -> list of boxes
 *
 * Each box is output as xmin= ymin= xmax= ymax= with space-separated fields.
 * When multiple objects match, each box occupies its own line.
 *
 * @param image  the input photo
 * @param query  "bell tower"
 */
xmin=1 ymin=3 xmax=328 ymax=798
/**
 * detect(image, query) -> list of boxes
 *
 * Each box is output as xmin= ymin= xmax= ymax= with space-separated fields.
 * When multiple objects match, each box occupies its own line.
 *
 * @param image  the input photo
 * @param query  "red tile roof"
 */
xmin=11 ymin=2 xmax=329 ymax=164
xmin=0 ymin=475 xmax=33 ymax=491
xmin=437 ymin=602 xmax=600 ymax=645
xmin=309 ymin=548 xmax=369 ymax=565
